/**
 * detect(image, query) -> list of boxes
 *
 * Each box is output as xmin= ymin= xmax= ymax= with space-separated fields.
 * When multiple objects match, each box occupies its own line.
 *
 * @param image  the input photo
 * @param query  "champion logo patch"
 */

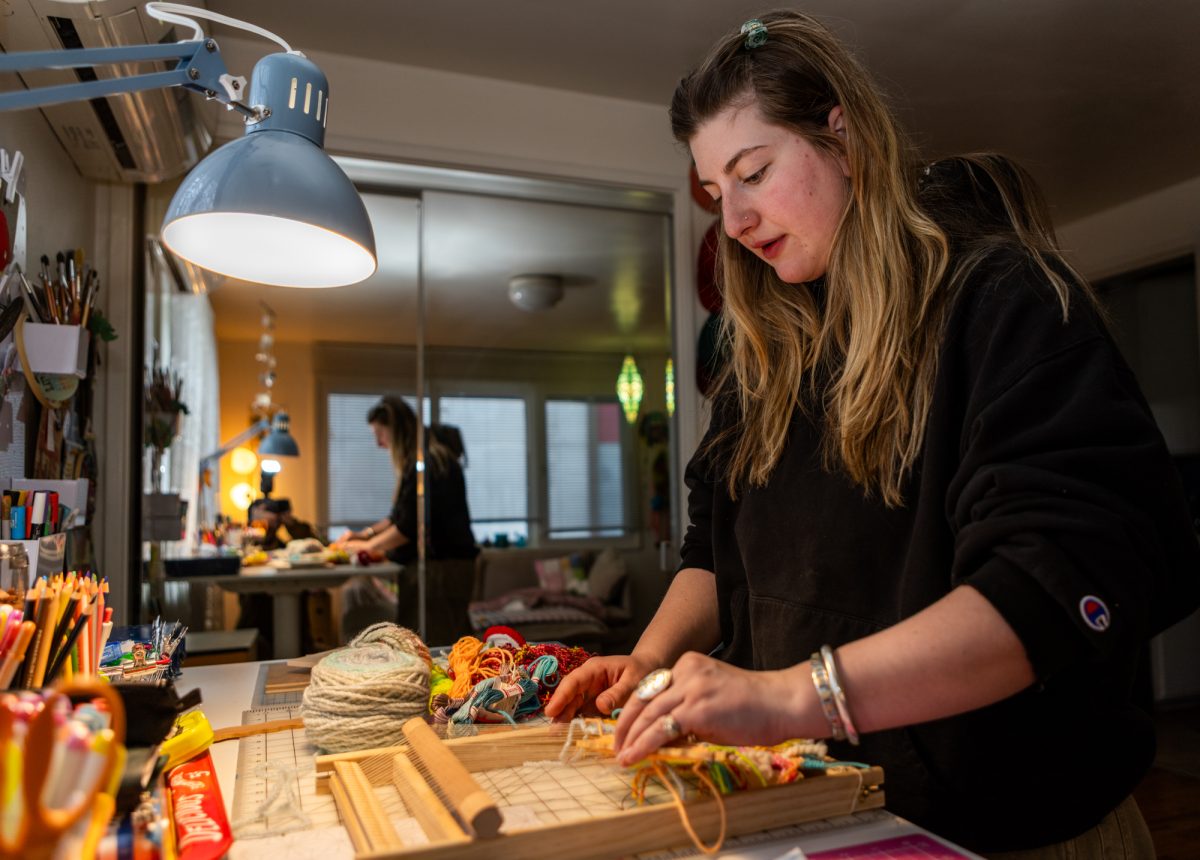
xmin=1079 ymin=595 xmax=1111 ymax=632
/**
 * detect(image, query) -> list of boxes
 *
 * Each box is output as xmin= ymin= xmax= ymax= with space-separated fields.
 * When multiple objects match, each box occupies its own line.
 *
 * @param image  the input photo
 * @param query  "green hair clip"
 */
xmin=740 ymin=18 xmax=768 ymax=49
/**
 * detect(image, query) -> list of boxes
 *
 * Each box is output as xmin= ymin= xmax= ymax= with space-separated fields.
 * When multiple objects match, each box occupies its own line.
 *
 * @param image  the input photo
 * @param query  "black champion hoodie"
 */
xmin=680 ymin=231 xmax=1200 ymax=851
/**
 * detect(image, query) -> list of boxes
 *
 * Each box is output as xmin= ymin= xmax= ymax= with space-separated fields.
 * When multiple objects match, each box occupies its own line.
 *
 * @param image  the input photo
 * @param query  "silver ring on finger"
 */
xmin=636 ymin=668 xmax=672 ymax=702
xmin=660 ymin=713 xmax=682 ymax=741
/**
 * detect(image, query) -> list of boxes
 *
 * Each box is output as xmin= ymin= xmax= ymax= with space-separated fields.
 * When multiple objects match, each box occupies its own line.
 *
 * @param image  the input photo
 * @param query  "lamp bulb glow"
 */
xmin=230 ymin=482 xmax=255 ymax=511
xmin=230 ymin=447 xmax=258 ymax=475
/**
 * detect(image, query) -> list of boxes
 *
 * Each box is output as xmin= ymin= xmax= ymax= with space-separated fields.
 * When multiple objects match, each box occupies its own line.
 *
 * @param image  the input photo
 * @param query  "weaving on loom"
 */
xmin=314 ymin=716 xmax=884 ymax=859
xmin=287 ymin=623 xmax=884 ymax=858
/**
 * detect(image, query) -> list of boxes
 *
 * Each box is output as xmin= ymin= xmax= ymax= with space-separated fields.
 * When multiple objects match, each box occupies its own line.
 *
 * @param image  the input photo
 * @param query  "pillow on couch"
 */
xmin=534 ymin=556 xmax=567 ymax=591
xmin=534 ymin=553 xmax=587 ymax=593
xmin=586 ymin=548 xmax=627 ymax=605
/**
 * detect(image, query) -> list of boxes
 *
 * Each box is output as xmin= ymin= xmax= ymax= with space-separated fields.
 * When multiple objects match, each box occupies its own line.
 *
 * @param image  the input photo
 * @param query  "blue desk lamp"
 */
xmin=198 ymin=411 xmax=299 ymax=517
xmin=0 ymin=2 xmax=376 ymax=288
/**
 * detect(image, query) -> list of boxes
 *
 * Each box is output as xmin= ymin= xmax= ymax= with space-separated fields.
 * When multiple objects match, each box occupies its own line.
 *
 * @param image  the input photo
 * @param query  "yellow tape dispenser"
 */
xmin=160 ymin=710 xmax=214 ymax=771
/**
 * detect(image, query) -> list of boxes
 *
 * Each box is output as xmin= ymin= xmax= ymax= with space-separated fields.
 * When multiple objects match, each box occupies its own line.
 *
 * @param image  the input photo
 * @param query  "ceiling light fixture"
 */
xmin=508 ymin=274 xmax=564 ymax=312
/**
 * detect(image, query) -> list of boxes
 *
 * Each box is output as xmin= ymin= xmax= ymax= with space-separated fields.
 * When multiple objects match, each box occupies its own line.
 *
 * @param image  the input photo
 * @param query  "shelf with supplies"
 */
xmin=0 ymin=477 xmax=88 ymax=585
xmin=0 ymin=532 xmax=65 ymax=587
xmin=2 ymin=477 xmax=89 ymax=527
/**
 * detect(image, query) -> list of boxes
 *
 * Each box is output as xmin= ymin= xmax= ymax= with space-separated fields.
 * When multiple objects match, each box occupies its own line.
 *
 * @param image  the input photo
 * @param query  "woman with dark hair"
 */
xmin=547 ymin=11 xmax=1199 ymax=857
xmin=337 ymin=395 xmax=478 ymax=643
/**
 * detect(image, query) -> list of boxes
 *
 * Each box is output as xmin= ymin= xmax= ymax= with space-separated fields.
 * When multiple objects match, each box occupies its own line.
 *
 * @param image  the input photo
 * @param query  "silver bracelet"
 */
xmin=820 ymin=644 xmax=860 ymax=746
xmin=809 ymin=652 xmax=847 ymax=741
xmin=364 ymin=526 xmax=375 ymax=538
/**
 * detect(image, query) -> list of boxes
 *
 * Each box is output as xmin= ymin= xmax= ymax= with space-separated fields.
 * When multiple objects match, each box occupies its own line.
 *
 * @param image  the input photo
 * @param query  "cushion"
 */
xmin=468 ymin=604 xmax=608 ymax=637
xmin=563 ymin=553 xmax=589 ymax=596
xmin=534 ymin=554 xmax=587 ymax=593
xmin=534 ymin=556 xmax=568 ymax=591
xmin=586 ymin=548 xmax=627 ymax=605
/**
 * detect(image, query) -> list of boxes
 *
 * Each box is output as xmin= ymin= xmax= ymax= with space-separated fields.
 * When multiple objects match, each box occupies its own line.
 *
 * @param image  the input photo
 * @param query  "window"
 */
xmin=324 ymin=390 xmax=632 ymax=545
xmin=545 ymin=400 xmax=628 ymax=538
xmin=438 ymin=396 xmax=529 ymax=543
xmin=325 ymin=393 xmax=419 ymax=531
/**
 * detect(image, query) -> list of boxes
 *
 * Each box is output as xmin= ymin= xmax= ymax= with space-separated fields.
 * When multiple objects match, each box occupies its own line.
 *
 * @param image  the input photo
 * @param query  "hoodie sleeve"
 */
xmin=946 ymin=256 xmax=1200 ymax=680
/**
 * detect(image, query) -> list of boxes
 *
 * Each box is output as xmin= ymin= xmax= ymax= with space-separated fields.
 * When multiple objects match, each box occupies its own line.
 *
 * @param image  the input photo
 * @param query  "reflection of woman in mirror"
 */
xmin=336 ymin=396 xmax=479 ymax=643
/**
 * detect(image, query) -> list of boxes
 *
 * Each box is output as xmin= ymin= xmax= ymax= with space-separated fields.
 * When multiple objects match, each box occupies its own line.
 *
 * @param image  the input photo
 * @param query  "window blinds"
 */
xmin=437 ymin=396 xmax=529 ymax=541
xmin=325 ymin=392 xmax=413 ymax=527
xmin=545 ymin=399 xmax=627 ymax=537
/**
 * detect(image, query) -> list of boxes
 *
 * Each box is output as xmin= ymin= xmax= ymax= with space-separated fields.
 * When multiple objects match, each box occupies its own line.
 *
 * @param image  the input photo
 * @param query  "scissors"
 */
xmin=0 ymin=679 xmax=125 ymax=859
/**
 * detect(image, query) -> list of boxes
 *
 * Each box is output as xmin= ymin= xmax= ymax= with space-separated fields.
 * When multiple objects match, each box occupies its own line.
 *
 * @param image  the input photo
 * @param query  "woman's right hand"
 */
xmin=334 ymin=530 xmax=364 ymax=546
xmin=544 ymin=653 xmax=661 ymax=721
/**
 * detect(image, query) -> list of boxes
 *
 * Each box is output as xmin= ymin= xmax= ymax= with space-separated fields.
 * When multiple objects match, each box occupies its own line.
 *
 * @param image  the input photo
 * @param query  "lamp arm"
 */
xmin=197 ymin=419 xmax=269 ymax=475
xmin=0 ymin=39 xmax=253 ymax=116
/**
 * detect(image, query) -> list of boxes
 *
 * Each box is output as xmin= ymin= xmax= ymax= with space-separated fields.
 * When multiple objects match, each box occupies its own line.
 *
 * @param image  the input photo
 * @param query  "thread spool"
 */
xmin=301 ymin=623 xmax=431 ymax=753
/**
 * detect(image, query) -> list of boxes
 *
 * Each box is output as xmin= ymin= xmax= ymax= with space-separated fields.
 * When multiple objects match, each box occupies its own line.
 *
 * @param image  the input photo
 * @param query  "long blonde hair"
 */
xmin=367 ymin=397 xmax=457 ymax=499
xmin=671 ymin=11 xmax=1085 ymax=505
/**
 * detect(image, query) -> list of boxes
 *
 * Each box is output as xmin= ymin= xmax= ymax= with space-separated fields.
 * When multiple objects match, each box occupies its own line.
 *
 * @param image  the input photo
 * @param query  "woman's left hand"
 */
xmin=612 ymin=651 xmax=809 ymax=767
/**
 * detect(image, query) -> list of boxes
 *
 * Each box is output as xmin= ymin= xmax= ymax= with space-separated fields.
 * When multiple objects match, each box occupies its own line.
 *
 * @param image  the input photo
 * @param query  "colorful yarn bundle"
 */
xmin=444 ymin=635 xmax=593 ymax=705
xmin=446 ymin=635 xmax=515 ymax=697
xmin=301 ymin=623 xmax=431 ymax=753
xmin=515 ymin=642 xmax=592 ymax=705
xmin=434 ymin=635 xmax=594 ymax=726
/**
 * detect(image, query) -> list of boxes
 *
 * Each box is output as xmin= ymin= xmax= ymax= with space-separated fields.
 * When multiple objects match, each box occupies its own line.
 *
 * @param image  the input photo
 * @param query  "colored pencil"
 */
xmin=45 ymin=599 xmax=95 ymax=685
xmin=0 ymin=621 xmax=36 ymax=689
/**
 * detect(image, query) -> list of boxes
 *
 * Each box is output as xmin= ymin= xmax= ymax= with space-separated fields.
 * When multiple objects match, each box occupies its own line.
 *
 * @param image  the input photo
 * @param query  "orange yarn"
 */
xmin=446 ymin=636 xmax=516 ymax=697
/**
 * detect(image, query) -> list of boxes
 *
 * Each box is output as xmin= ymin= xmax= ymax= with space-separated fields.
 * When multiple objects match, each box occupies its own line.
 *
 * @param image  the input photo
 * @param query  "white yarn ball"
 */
xmin=301 ymin=623 xmax=431 ymax=753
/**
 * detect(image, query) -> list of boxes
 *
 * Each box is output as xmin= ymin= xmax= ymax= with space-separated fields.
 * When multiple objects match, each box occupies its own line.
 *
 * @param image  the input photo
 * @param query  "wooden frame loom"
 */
xmin=314 ymin=717 xmax=885 ymax=859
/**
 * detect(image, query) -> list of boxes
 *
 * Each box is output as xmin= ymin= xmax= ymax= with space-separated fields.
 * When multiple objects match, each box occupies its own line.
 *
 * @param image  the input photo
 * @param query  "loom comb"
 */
xmin=400 ymin=716 xmax=502 ymax=838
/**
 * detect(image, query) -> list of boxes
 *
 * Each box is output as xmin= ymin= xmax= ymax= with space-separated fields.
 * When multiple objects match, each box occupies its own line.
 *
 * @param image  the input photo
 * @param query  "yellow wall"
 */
xmin=216 ymin=339 xmax=318 ymax=522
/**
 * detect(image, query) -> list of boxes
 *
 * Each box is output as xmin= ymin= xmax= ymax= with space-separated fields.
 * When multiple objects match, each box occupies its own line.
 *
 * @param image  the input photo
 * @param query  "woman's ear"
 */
xmin=828 ymin=105 xmax=851 ymax=178
xmin=828 ymin=105 xmax=846 ymax=137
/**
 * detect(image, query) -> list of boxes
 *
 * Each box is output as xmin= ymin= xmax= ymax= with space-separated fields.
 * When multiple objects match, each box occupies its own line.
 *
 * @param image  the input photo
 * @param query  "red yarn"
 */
xmin=516 ymin=642 xmax=595 ymax=705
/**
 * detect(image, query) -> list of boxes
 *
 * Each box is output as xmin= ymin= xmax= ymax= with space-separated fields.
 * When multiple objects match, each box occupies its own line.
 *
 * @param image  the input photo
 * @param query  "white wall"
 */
xmin=0 ymin=108 xmax=109 ymax=586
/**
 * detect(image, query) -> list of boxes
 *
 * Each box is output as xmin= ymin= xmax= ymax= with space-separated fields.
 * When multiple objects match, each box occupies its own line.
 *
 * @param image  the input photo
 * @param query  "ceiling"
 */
xmin=207 ymin=0 xmax=1200 ymax=224
xmin=204 ymin=1 xmax=1200 ymax=348
xmin=208 ymin=189 xmax=670 ymax=353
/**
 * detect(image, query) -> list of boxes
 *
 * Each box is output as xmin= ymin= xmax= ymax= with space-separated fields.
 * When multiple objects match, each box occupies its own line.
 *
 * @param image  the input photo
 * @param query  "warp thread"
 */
xmin=301 ymin=623 xmax=431 ymax=753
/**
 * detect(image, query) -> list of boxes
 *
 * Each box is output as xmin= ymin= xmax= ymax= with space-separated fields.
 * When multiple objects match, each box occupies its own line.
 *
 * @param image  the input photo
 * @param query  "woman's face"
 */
xmin=691 ymin=101 xmax=850 ymax=284
xmin=370 ymin=421 xmax=390 ymax=450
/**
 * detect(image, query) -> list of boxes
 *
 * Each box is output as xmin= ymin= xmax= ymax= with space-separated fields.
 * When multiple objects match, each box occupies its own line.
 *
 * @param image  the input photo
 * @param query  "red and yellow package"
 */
xmin=166 ymin=752 xmax=233 ymax=860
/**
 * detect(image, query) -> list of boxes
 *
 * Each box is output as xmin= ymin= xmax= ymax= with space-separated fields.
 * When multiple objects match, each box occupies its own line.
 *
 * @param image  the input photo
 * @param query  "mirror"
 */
xmin=143 ymin=159 xmax=675 ymax=654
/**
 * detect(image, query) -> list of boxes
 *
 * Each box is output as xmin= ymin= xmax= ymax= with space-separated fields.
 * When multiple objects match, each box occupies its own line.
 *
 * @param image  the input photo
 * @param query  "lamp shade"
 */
xmin=161 ymin=52 xmax=376 ymax=288
xmin=259 ymin=412 xmax=299 ymax=458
